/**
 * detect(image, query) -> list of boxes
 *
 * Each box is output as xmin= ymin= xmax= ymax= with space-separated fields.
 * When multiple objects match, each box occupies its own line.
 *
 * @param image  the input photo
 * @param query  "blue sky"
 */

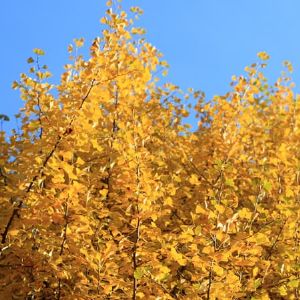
xmin=2 ymin=0 xmax=300 ymax=132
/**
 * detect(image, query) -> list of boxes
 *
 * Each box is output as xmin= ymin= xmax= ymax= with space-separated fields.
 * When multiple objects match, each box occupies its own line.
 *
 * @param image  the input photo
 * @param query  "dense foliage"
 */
xmin=0 ymin=2 xmax=299 ymax=299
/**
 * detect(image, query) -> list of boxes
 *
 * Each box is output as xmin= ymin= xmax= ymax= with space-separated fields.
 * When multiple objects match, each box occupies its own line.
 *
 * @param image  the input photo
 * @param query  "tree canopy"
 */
xmin=0 ymin=2 xmax=299 ymax=299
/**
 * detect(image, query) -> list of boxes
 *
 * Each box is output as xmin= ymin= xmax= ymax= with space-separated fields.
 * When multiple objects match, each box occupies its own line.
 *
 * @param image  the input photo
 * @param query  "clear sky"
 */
xmin=2 ymin=0 xmax=300 ymax=132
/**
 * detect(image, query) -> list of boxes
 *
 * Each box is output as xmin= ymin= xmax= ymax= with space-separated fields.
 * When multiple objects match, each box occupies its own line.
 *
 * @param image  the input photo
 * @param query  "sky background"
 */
xmin=1 ymin=0 xmax=300 ymax=132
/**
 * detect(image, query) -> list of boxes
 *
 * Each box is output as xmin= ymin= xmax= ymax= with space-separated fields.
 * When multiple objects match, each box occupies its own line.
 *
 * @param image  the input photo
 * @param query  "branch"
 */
xmin=206 ymin=262 xmax=213 ymax=300
xmin=265 ymin=219 xmax=287 ymax=260
xmin=1 ymin=78 xmax=97 ymax=244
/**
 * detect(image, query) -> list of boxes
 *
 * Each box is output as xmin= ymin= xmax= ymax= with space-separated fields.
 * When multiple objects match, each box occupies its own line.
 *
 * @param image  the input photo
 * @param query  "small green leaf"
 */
xmin=288 ymin=279 xmax=299 ymax=288
xmin=278 ymin=286 xmax=287 ymax=296
xmin=263 ymin=180 xmax=272 ymax=192
xmin=225 ymin=178 xmax=235 ymax=187
xmin=254 ymin=278 xmax=262 ymax=289
xmin=134 ymin=267 xmax=144 ymax=280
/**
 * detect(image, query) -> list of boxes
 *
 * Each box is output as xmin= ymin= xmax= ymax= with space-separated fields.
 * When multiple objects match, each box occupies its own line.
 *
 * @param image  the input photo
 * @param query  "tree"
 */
xmin=0 ymin=2 xmax=299 ymax=299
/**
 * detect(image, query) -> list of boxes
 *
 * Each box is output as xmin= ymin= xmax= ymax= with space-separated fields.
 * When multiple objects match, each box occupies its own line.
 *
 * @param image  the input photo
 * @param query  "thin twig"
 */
xmin=206 ymin=262 xmax=213 ymax=300
xmin=265 ymin=218 xmax=287 ymax=260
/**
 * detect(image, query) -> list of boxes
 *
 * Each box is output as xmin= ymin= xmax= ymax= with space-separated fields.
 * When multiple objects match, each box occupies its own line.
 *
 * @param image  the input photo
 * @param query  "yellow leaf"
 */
xmin=261 ymin=293 xmax=271 ymax=300
xmin=283 ymin=60 xmax=293 ymax=73
xmin=55 ymin=256 xmax=63 ymax=265
xmin=67 ymin=44 xmax=73 ymax=53
xmin=156 ymin=265 xmax=170 ymax=281
xmin=239 ymin=207 xmax=252 ymax=220
xmin=189 ymin=174 xmax=200 ymax=185
xmin=91 ymin=139 xmax=103 ymax=151
xmin=27 ymin=57 xmax=34 ymax=64
xmin=285 ymin=188 xmax=294 ymax=198
xmin=173 ymin=175 xmax=181 ymax=183
xmin=164 ymin=197 xmax=173 ymax=206
xmin=74 ymin=38 xmax=84 ymax=48
xmin=76 ymin=157 xmax=85 ymax=165
xmin=246 ymin=246 xmax=263 ymax=256
xmin=257 ymin=51 xmax=270 ymax=61
xmin=179 ymin=232 xmax=193 ymax=243
xmin=194 ymin=225 xmax=201 ymax=235
xmin=136 ymin=292 xmax=145 ymax=298
xmin=35 ymin=157 xmax=43 ymax=164
xmin=278 ymin=286 xmax=287 ymax=296
xmin=134 ymin=267 xmax=144 ymax=279
xmin=202 ymin=246 xmax=214 ymax=255
xmin=227 ymin=271 xmax=239 ymax=284
xmin=215 ymin=204 xmax=225 ymax=214
xmin=253 ymin=266 xmax=259 ymax=278
xmin=170 ymin=248 xmax=187 ymax=266
xmin=62 ymin=163 xmax=77 ymax=180
xmin=213 ymin=264 xmax=224 ymax=276
xmin=12 ymin=81 xmax=19 ymax=89
xmin=63 ymin=151 xmax=73 ymax=161
xmin=225 ymin=178 xmax=235 ymax=187
xmin=100 ymin=17 xmax=107 ymax=24
xmin=196 ymin=205 xmax=206 ymax=214
xmin=9 ymin=229 xmax=19 ymax=237
xmin=33 ymin=48 xmax=45 ymax=56
xmin=162 ymin=70 xmax=168 ymax=76
xmin=100 ymin=189 xmax=108 ymax=198
xmin=249 ymin=233 xmax=270 ymax=246
xmin=131 ymin=27 xmax=146 ymax=35
xmin=52 ymin=173 xmax=65 ymax=184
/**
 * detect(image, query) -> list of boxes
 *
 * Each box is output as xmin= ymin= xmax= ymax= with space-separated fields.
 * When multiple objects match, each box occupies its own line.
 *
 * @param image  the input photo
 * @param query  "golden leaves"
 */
xmin=170 ymin=247 xmax=187 ymax=266
xmin=27 ymin=57 xmax=34 ymax=64
xmin=61 ymin=161 xmax=77 ymax=180
xmin=131 ymin=27 xmax=146 ymax=35
xmin=238 ymin=208 xmax=252 ymax=220
xmin=130 ymin=6 xmax=144 ymax=15
xmin=226 ymin=271 xmax=240 ymax=285
xmin=202 ymin=246 xmax=214 ymax=255
xmin=33 ymin=48 xmax=45 ymax=56
xmin=156 ymin=265 xmax=171 ymax=281
xmin=189 ymin=174 xmax=200 ymax=185
xmin=9 ymin=229 xmax=19 ymax=237
xmin=257 ymin=51 xmax=270 ymax=61
xmin=73 ymin=37 xmax=84 ymax=48
xmin=67 ymin=44 xmax=73 ymax=53
xmin=248 ymin=233 xmax=271 ymax=246
xmin=195 ymin=205 xmax=206 ymax=215
xmin=213 ymin=264 xmax=224 ymax=276
xmin=100 ymin=17 xmax=107 ymax=24
xmin=164 ymin=197 xmax=173 ymax=206
xmin=283 ymin=60 xmax=293 ymax=73
xmin=11 ymin=81 xmax=19 ymax=89
xmin=99 ymin=189 xmax=108 ymax=198
xmin=252 ymin=266 xmax=259 ymax=278
xmin=1 ymin=3 xmax=300 ymax=300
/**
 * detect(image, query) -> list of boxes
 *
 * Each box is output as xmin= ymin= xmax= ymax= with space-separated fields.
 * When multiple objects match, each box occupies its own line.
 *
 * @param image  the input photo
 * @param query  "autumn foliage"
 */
xmin=0 ymin=2 xmax=299 ymax=300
